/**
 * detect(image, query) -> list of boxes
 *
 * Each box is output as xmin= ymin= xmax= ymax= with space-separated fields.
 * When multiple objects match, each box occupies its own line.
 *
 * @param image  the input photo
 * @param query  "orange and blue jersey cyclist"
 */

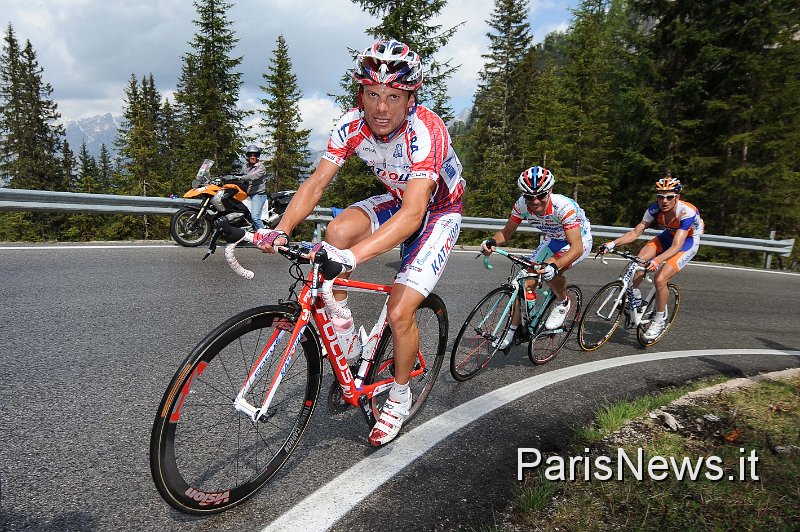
xmin=599 ymin=176 xmax=703 ymax=340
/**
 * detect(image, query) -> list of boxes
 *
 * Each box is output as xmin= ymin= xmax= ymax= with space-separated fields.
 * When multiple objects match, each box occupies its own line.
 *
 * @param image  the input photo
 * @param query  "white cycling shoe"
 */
xmin=545 ymin=298 xmax=571 ymax=330
xmin=491 ymin=328 xmax=516 ymax=350
xmin=368 ymin=392 xmax=412 ymax=447
xmin=643 ymin=319 xmax=666 ymax=341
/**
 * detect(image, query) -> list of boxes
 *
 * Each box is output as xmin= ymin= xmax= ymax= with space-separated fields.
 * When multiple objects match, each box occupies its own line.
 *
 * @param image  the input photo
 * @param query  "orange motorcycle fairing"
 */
xmin=223 ymin=184 xmax=249 ymax=202
xmin=183 ymin=184 xmax=224 ymax=199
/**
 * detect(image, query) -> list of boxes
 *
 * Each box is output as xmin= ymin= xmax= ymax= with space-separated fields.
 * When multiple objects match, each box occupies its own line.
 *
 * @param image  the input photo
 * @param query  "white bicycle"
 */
xmin=577 ymin=248 xmax=680 ymax=350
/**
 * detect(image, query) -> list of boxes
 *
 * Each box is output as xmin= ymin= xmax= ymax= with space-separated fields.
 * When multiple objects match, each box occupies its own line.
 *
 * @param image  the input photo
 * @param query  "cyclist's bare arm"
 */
xmin=273 ymin=158 xmax=340 ymax=238
xmin=612 ymin=220 xmax=649 ymax=247
xmin=349 ymin=178 xmax=436 ymax=264
xmin=483 ymin=217 xmax=520 ymax=254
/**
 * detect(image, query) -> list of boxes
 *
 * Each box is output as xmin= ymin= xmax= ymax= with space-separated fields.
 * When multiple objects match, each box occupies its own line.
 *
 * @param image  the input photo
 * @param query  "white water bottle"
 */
xmin=332 ymin=316 xmax=360 ymax=361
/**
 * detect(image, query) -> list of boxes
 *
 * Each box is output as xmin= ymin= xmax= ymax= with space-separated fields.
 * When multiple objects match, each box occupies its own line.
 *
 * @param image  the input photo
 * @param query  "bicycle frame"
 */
xmin=481 ymin=249 xmax=556 ymax=339
xmin=232 ymin=267 xmax=433 ymax=426
xmin=593 ymin=251 xmax=656 ymax=328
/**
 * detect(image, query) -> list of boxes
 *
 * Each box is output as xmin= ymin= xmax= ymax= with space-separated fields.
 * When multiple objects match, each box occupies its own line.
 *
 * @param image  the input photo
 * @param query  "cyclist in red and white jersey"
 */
xmin=482 ymin=166 xmax=593 ymax=349
xmin=600 ymin=176 xmax=704 ymax=340
xmin=253 ymin=39 xmax=465 ymax=446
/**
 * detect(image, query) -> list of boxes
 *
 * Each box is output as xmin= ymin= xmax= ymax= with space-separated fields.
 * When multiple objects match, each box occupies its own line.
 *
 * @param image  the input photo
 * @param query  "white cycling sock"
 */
xmin=389 ymin=382 xmax=410 ymax=404
xmin=654 ymin=311 xmax=666 ymax=323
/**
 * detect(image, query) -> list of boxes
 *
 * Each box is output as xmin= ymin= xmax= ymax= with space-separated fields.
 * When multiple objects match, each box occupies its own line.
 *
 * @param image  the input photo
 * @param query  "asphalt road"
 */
xmin=1 ymin=242 xmax=798 ymax=531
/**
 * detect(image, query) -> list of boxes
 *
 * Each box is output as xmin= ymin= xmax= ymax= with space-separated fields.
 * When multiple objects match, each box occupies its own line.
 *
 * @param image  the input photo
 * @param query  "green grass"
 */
xmin=507 ymin=374 xmax=800 ymax=531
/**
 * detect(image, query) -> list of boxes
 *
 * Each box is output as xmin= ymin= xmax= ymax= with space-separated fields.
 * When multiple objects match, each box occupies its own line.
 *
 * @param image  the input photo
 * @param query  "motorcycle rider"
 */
xmin=239 ymin=145 xmax=268 ymax=230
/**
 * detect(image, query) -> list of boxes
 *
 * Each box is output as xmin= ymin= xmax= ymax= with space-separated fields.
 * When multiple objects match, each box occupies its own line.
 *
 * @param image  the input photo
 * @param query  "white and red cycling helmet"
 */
xmin=354 ymin=39 xmax=423 ymax=92
xmin=518 ymin=166 xmax=555 ymax=195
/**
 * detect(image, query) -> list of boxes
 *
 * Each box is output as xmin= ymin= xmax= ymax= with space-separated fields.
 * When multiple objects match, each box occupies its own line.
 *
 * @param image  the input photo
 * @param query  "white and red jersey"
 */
xmin=642 ymin=199 xmax=704 ymax=237
xmin=322 ymin=106 xmax=465 ymax=213
xmin=510 ymin=193 xmax=592 ymax=242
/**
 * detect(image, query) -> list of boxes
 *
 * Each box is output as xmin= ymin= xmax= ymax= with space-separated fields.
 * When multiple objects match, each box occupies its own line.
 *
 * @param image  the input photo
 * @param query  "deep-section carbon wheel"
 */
xmin=150 ymin=305 xmax=322 ymax=514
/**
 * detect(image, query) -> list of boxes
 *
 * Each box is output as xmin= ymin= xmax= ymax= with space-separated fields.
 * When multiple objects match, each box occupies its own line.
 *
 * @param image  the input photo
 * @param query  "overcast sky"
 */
xmin=5 ymin=0 xmax=576 ymax=149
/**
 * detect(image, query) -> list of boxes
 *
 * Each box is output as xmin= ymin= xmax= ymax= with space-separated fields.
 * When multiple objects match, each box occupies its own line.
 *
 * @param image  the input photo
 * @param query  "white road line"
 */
xmin=0 ymin=244 xmax=173 ymax=250
xmin=262 ymin=348 xmax=800 ymax=532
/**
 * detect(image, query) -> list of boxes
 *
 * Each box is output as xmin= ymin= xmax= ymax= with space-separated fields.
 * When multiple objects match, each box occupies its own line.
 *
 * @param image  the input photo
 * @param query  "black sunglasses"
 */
xmin=523 ymin=191 xmax=550 ymax=201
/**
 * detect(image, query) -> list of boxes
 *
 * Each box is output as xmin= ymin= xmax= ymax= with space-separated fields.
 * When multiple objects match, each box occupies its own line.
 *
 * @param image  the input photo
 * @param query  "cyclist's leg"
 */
xmin=385 ymin=283 xmax=426 ymax=385
xmin=633 ymin=238 xmax=660 ymax=288
xmin=325 ymin=194 xmax=397 ymax=300
xmin=655 ymin=236 xmax=697 ymax=313
xmin=391 ymin=209 xmax=461 ymax=373
xmin=369 ymin=209 xmax=460 ymax=446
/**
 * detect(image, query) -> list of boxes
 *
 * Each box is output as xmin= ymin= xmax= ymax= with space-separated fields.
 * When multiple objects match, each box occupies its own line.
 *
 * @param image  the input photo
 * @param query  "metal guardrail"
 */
xmin=1 ymin=188 xmax=794 ymax=260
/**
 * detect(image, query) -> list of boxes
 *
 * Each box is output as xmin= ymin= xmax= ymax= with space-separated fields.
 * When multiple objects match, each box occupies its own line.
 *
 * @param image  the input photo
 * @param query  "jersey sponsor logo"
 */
xmin=410 ymin=133 xmax=419 ymax=155
xmin=431 ymin=222 xmax=460 ymax=276
xmin=393 ymin=144 xmax=403 ymax=158
xmin=376 ymin=167 xmax=411 ymax=183
xmin=443 ymin=162 xmax=457 ymax=179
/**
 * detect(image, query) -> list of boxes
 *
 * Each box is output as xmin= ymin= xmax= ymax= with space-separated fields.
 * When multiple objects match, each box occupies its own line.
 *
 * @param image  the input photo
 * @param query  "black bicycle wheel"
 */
xmin=170 ymin=207 xmax=212 ymax=247
xmin=577 ymin=281 xmax=626 ymax=351
xmin=150 ymin=305 xmax=323 ymax=515
xmin=528 ymin=285 xmax=582 ymax=364
xmin=636 ymin=283 xmax=681 ymax=347
xmin=449 ymin=286 xmax=515 ymax=381
xmin=366 ymin=293 xmax=448 ymax=422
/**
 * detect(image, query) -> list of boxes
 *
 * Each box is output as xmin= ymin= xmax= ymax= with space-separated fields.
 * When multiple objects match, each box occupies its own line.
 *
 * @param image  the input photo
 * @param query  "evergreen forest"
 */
xmin=0 ymin=0 xmax=797 ymax=269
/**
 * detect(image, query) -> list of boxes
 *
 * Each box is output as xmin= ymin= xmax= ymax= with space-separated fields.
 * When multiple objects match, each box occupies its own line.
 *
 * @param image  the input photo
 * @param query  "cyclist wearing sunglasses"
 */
xmin=481 ymin=166 xmax=593 ymax=349
xmin=252 ymin=39 xmax=465 ymax=447
xmin=599 ymin=176 xmax=704 ymax=340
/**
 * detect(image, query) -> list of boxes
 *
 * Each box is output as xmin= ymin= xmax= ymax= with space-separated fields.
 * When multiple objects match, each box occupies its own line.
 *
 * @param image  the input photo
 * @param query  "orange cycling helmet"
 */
xmin=655 ymin=176 xmax=682 ymax=192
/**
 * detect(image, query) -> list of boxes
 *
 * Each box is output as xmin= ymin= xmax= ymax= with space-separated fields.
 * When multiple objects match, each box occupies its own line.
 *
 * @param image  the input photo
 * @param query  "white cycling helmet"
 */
xmin=518 ymin=166 xmax=554 ymax=195
xmin=354 ymin=39 xmax=423 ymax=92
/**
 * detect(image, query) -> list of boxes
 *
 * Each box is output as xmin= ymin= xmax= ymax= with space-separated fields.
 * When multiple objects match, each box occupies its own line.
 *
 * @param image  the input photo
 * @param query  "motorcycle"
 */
xmin=170 ymin=159 xmax=295 ymax=250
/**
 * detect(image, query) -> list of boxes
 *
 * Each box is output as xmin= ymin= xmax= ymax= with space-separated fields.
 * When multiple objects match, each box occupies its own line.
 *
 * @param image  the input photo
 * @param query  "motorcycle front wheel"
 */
xmin=170 ymin=207 xmax=212 ymax=247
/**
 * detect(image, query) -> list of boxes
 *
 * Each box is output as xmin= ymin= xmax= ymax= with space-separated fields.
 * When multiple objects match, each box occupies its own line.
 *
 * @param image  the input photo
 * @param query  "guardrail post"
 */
xmin=764 ymin=230 xmax=776 ymax=270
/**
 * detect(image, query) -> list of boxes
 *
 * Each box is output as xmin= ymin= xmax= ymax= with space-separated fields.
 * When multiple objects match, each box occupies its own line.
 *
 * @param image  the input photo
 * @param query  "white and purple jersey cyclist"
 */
xmin=510 ymin=192 xmax=593 ymax=267
xmin=322 ymin=103 xmax=466 ymax=296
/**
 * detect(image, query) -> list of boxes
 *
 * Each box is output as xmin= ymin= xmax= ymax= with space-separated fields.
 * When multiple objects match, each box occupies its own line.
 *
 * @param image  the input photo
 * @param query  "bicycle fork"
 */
xmin=233 ymin=321 xmax=306 ymax=423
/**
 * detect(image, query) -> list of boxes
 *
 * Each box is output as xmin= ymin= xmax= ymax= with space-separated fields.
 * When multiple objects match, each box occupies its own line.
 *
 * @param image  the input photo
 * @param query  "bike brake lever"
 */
xmin=483 ymin=255 xmax=493 ymax=270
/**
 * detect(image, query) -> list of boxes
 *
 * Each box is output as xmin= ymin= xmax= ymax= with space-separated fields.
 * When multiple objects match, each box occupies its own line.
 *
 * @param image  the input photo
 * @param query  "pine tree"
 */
xmin=464 ymin=0 xmax=534 ymax=217
xmin=0 ymin=27 xmax=64 ymax=190
xmin=114 ymin=74 xmax=166 ymax=239
xmin=557 ymin=0 xmax=614 ymax=214
xmin=174 ymin=0 xmax=247 ymax=177
xmin=259 ymin=34 xmax=311 ymax=192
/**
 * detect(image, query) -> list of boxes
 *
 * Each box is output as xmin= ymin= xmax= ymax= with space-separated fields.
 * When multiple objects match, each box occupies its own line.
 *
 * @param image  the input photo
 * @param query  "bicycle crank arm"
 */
xmin=358 ymin=395 xmax=376 ymax=427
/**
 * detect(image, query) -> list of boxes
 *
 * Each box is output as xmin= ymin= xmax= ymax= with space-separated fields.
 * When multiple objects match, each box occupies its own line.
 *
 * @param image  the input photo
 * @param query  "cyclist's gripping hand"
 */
xmin=312 ymin=241 xmax=357 ymax=280
xmin=481 ymin=237 xmax=497 ymax=256
xmin=539 ymin=262 xmax=560 ymax=281
xmin=253 ymin=229 xmax=289 ymax=253
xmin=646 ymin=257 xmax=660 ymax=272
xmin=599 ymin=241 xmax=615 ymax=255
